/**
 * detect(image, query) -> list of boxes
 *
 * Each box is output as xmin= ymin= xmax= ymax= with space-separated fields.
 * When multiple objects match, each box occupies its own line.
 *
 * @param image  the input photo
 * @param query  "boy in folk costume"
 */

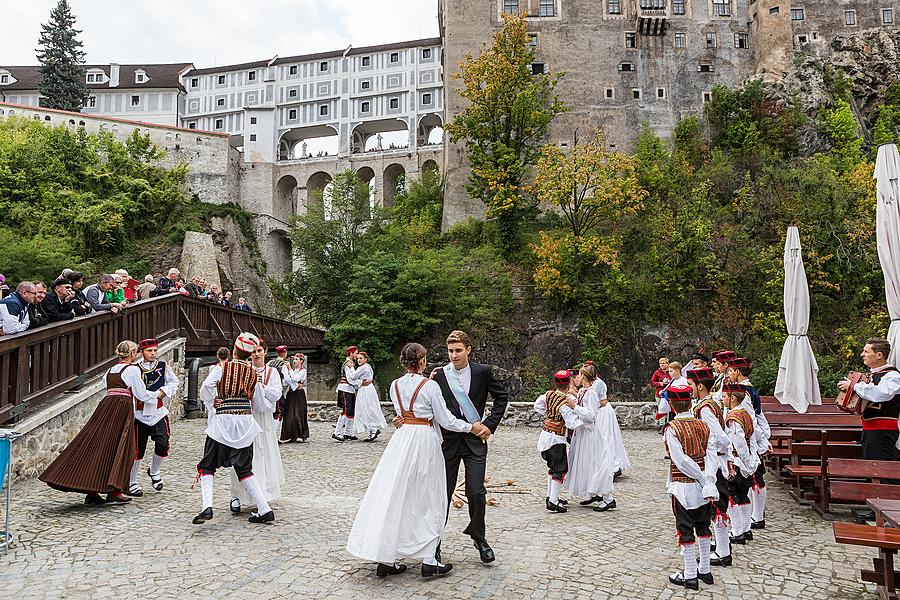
xmin=193 ymin=332 xmax=275 ymax=525
xmin=721 ymin=383 xmax=760 ymax=544
xmin=333 ymin=346 xmax=360 ymax=442
xmin=686 ymin=367 xmax=733 ymax=567
xmin=533 ymin=370 xmax=585 ymax=513
xmin=128 ymin=338 xmax=179 ymax=497
xmin=709 ymin=350 xmax=734 ymax=398
xmin=663 ymin=385 xmax=718 ymax=590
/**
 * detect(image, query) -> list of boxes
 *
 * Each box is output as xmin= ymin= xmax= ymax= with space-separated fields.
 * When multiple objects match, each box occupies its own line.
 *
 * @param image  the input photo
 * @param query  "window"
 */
xmin=531 ymin=62 xmax=545 ymax=75
xmin=319 ymin=104 xmax=328 ymax=116
xmin=675 ymin=32 xmax=686 ymax=48
xmin=217 ymin=75 xmax=226 ymax=85
xmin=248 ymin=71 xmax=256 ymax=81
xmin=884 ymin=9 xmax=894 ymax=24
xmin=289 ymin=89 xmax=297 ymax=97
xmin=362 ymin=56 xmax=371 ymax=67
xmin=319 ymin=61 xmax=328 ymax=72
xmin=656 ymin=88 xmax=666 ymax=99
xmin=703 ymin=92 xmax=712 ymax=103
xmin=88 ymin=96 xmax=96 ymax=108
xmin=250 ymin=134 xmax=257 ymax=142
xmin=625 ymin=32 xmax=636 ymax=48
xmin=528 ymin=33 xmax=539 ymax=48
xmin=706 ymin=32 xmax=717 ymax=48
xmin=217 ymin=98 xmax=225 ymax=107
xmin=712 ymin=0 xmax=731 ymax=17
xmin=423 ymin=92 xmax=432 ymax=104
xmin=136 ymin=73 xmax=145 ymax=83
xmin=289 ymin=65 xmax=298 ymax=75
xmin=699 ymin=64 xmax=712 ymax=73
xmin=191 ymin=77 xmax=199 ymax=88
xmin=188 ymin=122 xmax=197 ymax=129
xmin=845 ymin=10 xmax=856 ymax=25
xmin=608 ymin=0 xmax=621 ymax=14
xmin=87 ymin=73 xmax=96 ymax=83
xmin=769 ymin=6 xmax=780 ymax=15
xmin=735 ymin=32 xmax=749 ymax=48
xmin=214 ymin=118 xmax=224 ymax=129
xmin=672 ymin=0 xmax=685 ymax=15
xmin=389 ymin=97 xmax=399 ymax=109
xmin=797 ymin=34 xmax=808 ymax=44
xmin=390 ymin=52 xmax=400 ymax=63
xmin=288 ymin=109 xmax=297 ymax=119
xmin=790 ymin=8 xmax=805 ymax=20
xmin=503 ymin=0 xmax=519 ymax=14
xmin=361 ymin=80 xmax=371 ymax=90
xmin=423 ymin=48 xmax=432 ymax=59
xmin=250 ymin=117 xmax=257 ymax=125
xmin=632 ymin=89 xmax=641 ymax=100
xmin=619 ymin=62 xmax=635 ymax=72
xmin=131 ymin=95 xmax=140 ymax=106
xmin=1 ymin=75 xmax=9 ymax=84
xmin=605 ymin=88 xmax=614 ymax=99
xmin=361 ymin=101 xmax=370 ymax=112
xmin=539 ymin=0 xmax=555 ymax=17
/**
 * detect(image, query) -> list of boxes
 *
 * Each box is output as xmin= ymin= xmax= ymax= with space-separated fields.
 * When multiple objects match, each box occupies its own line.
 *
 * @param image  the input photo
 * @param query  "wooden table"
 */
xmin=869 ymin=499 xmax=900 ymax=527
xmin=833 ymin=522 xmax=900 ymax=600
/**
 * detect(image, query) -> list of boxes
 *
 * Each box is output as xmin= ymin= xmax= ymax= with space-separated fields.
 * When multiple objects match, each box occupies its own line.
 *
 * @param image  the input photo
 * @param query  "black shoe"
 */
xmin=698 ymin=571 xmax=714 ymax=585
xmin=248 ymin=510 xmax=275 ymax=524
xmin=613 ymin=469 xmax=623 ymax=480
xmin=709 ymin=552 xmax=732 ymax=567
xmin=474 ymin=540 xmax=495 ymax=563
xmin=421 ymin=563 xmax=453 ymax=577
xmin=593 ymin=499 xmax=617 ymax=512
xmin=125 ymin=484 xmax=143 ymax=498
xmin=344 ymin=435 xmax=358 ymax=441
xmin=558 ymin=498 xmax=568 ymax=505
xmin=669 ymin=572 xmax=699 ymax=590
xmin=332 ymin=434 xmax=345 ymax=442
xmin=580 ymin=495 xmax=602 ymax=506
xmin=85 ymin=494 xmax=107 ymax=505
xmin=751 ymin=519 xmax=765 ymax=530
xmin=147 ymin=468 xmax=163 ymax=492
xmin=546 ymin=498 xmax=567 ymax=513
xmin=730 ymin=533 xmax=747 ymax=545
xmin=106 ymin=493 xmax=131 ymax=504
xmin=230 ymin=498 xmax=241 ymax=514
xmin=744 ymin=530 xmax=753 ymax=541
xmin=376 ymin=563 xmax=407 ymax=578
xmin=367 ymin=430 xmax=380 ymax=442
xmin=192 ymin=507 xmax=213 ymax=524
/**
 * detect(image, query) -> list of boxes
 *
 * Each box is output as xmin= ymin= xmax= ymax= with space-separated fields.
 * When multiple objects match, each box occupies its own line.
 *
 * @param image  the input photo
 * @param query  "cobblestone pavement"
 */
xmin=0 ymin=421 xmax=876 ymax=599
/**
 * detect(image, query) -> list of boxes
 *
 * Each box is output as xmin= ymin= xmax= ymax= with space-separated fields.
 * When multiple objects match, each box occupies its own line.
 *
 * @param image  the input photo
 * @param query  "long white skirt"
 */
xmin=353 ymin=385 xmax=388 ymax=435
xmin=230 ymin=410 xmax=285 ymax=504
xmin=346 ymin=424 xmax=447 ymax=564
xmin=597 ymin=404 xmax=630 ymax=473
xmin=564 ymin=423 xmax=614 ymax=498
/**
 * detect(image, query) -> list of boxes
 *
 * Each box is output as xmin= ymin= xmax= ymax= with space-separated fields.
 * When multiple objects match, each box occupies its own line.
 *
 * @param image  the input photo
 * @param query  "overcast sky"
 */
xmin=1 ymin=0 xmax=440 ymax=67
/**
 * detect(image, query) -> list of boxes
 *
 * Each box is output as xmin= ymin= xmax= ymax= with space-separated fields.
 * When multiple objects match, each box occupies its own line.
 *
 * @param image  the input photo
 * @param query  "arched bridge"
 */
xmin=0 ymin=295 xmax=324 ymax=423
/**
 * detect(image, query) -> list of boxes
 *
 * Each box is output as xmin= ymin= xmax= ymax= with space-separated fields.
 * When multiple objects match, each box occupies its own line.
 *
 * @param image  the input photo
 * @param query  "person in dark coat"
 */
xmin=42 ymin=278 xmax=80 ymax=322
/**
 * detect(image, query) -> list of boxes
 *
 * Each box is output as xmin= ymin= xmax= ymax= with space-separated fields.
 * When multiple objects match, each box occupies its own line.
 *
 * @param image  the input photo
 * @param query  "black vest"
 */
xmin=862 ymin=366 xmax=900 ymax=422
xmin=140 ymin=360 xmax=167 ymax=393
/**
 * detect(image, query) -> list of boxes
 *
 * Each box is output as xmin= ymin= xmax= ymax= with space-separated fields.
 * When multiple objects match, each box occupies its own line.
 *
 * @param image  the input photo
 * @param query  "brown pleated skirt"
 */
xmin=39 ymin=394 xmax=136 ymax=495
xmin=280 ymin=388 xmax=309 ymax=442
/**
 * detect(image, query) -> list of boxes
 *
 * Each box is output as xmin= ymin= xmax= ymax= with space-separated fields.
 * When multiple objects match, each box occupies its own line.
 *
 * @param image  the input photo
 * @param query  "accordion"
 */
xmin=835 ymin=372 xmax=871 ymax=415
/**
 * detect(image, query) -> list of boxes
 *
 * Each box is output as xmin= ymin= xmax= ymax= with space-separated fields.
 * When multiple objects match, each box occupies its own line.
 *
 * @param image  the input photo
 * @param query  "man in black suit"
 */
xmin=431 ymin=330 xmax=509 ymax=563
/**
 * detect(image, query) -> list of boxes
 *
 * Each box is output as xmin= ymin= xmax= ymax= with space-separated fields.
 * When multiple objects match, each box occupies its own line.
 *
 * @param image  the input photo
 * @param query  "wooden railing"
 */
xmin=0 ymin=295 xmax=324 ymax=423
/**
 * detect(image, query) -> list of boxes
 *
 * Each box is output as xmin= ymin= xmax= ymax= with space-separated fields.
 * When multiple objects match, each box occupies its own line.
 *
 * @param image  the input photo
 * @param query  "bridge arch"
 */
xmin=383 ymin=164 xmax=406 ymax=208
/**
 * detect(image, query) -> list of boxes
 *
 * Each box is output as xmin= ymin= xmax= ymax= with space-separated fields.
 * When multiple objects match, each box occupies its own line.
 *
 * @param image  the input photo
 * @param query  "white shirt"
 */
xmin=665 ymin=412 xmax=719 ymax=509
xmin=446 ymin=363 xmax=472 ymax=395
xmin=724 ymin=414 xmax=760 ymax=477
xmin=737 ymin=377 xmax=770 ymax=453
xmin=591 ymin=378 xmax=608 ymax=401
xmin=106 ymin=363 xmax=155 ymax=412
xmin=855 ymin=364 xmax=900 ymax=404
xmin=255 ymin=365 xmax=282 ymax=413
xmin=389 ymin=373 xmax=472 ymax=442
xmin=133 ymin=359 xmax=178 ymax=426
xmin=355 ymin=363 xmax=374 ymax=386
xmin=533 ymin=391 xmax=582 ymax=451
xmin=281 ymin=365 xmax=307 ymax=392
xmin=200 ymin=363 xmax=264 ymax=448
xmin=337 ymin=360 xmax=358 ymax=393
xmin=695 ymin=396 xmax=730 ymax=473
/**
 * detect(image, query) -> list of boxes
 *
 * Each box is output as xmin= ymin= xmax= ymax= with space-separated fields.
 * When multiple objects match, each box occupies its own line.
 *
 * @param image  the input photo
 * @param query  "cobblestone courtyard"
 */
xmin=0 ymin=421 xmax=877 ymax=599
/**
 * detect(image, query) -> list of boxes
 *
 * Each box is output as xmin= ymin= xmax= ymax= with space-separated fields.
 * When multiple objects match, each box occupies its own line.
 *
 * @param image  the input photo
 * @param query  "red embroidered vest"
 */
xmin=667 ymin=418 xmax=710 ymax=483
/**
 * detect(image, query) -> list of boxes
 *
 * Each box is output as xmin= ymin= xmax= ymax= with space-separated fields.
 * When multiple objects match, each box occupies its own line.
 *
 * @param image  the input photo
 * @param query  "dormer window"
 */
xmin=87 ymin=73 xmax=96 ymax=82
xmin=135 ymin=70 xmax=148 ymax=84
xmin=0 ymin=75 xmax=8 ymax=84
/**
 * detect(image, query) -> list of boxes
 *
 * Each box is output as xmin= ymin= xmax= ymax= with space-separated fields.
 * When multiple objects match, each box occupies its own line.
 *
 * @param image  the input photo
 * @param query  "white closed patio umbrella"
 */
xmin=875 ymin=143 xmax=900 ymax=364
xmin=775 ymin=226 xmax=821 ymax=413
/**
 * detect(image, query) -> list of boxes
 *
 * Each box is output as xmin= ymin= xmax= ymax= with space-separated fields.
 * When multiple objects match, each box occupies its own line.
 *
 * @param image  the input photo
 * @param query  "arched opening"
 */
xmin=357 ymin=166 xmax=376 ymax=215
xmin=383 ymin=164 xmax=406 ymax=208
xmin=422 ymin=159 xmax=439 ymax=174
xmin=268 ymin=229 xmax=294 ymax=278
xmin=279 ymin=125 xmax=339 ymax=160
xmin=306 ymin=171 xmax=332 ymax=214
xmin=418 ymin=114 xmax=443 ymax=146
xmin=275 ymin=175 xmax=298 ymax=223
xmin=351 ymin=118 xmax=410 ymax=154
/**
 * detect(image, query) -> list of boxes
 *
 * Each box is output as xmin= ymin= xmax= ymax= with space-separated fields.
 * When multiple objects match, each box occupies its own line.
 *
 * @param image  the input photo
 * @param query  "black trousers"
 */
xmin=540 ymin=443 xmax=569 ymax=482
xmin=444 ymin=441 xmax=488 ymax=544
xmin=134 ymin=416 xmax=170 ymax=459
xmin=752 ymin=460 xmax=766 ymax=489
xmin=862 ymin=429 xmax=900 ymax=460
xmin=197 ymin=437 xmax=253 ymax=479
xmin=672 ymin=497 xmax=713 ymax=545
xmin=712 ymin=468 xmax=730 ymax=516
xmin=728 ymin=471 xmax=752 ymax=506
xmin=338 ymin=390 xmax=356 ymax=418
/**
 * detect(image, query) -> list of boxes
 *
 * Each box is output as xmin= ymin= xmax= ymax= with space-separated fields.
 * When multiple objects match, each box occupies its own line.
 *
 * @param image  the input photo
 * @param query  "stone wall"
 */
xmin=12 ymin=338 xmax=187 ymax=480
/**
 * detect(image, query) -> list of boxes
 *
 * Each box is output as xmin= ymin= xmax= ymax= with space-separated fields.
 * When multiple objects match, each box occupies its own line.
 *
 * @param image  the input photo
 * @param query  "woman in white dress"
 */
xmin=592 ymin=371 xmax=630 ymax=477
xmin=230 ymin=340 xmax=285 ymax=512
xmin=346 ymin=343 xmax=490 ymax=578
xmin=566 ymin=363 xmax=616 ymax=511
xmin=352 ymin=351 xmax=388 ymax=442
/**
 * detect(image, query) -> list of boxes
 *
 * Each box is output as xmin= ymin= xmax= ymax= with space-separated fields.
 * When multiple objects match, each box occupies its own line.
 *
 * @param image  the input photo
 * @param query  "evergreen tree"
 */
xmin=35 ymin=0 xmax=88 ymax=112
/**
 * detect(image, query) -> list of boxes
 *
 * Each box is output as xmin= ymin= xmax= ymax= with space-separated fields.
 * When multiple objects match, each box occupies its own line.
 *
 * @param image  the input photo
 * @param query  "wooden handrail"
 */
xmin=0 ymin=295 xmax=324 ymax=424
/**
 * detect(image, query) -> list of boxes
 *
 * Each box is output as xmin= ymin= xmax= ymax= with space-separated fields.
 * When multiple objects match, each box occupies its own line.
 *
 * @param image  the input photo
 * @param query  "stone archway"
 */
xmin=306 ymin=171 xmax=332 ymax=214
xmin=383 ymin=164 xmax=406 ymax=208
xmin=357 ymin=166 xmax=376 ymax=214
xmin=275 ymin=175 xmax=298 ymax=223
xmin=422 ymin=159 xmax=439 ymax=174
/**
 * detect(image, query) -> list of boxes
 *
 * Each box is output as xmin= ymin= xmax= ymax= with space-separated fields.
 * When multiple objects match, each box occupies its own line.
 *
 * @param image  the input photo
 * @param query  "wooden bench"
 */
xmin=833 ymin=522 xmax=900 ymax=600
xmin=826 ymin=459 xmax=900 ymax=516
xmin=782 ymin=429 xmax=862 ymax=506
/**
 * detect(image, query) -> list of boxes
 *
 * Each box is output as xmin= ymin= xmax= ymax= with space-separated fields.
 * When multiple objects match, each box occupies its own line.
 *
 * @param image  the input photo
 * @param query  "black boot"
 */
xmin=750 ymin=519 xmax=765 ymax=530
xmin=709 ymin=552 xmax=732 ymax=567
xmin=698 ymin=571 xmax=714 ymax=585
xmin=192 ymin=507 xmax=213 ymax=524
xmin=376 ymin=563 xmax=407 ymax=578
xmin=668 ymin=572 xmax=699 ymax=590
xmin=248 ymin=510 xmax=275 ymax=524
xmin=545 ymin=498 xmax=567 ymax=513
xmin=421 ymin=563 xmax=453 ymax=577
xmin=730 ymin=533 xmax=747 ymax=545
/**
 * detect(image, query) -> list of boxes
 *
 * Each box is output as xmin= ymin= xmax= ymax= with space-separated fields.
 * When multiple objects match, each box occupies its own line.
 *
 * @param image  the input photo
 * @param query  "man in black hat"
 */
xmin=42 ymin=278 xmax=80 ymax=323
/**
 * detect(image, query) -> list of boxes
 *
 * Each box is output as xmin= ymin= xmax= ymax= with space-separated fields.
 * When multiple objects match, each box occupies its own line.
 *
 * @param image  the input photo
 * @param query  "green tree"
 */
xmin=36 ymin=0 xmax=89 ymax=112
xmin=445 ymin=13 xmax=567 ymax=251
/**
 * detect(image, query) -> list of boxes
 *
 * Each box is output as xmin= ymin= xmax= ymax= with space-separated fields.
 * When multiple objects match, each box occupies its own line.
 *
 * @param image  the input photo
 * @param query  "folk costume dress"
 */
xmin=565 ymin=387 xmax=614 ymax=502
xmin=334 ymin=358 xmax=359 ymax=438
xmin=280 ymin=363 xmax=309 ymax=442
xmin=592 ymin=378 xmax=630 ymax=474
xmin=353 ymin=363 xmax=387 ymax=437
xmin=231 ymin=363 xmax=285 ymax=506
xmin=130 ymin=356 xmax=179 ymax=495
xmin=533 ymin=389 xmax=583 ymax=507
xmin=346 ymin=373 xmax=473 ymax=565
xmin=40 ymin=363 xmax=153 ymax=497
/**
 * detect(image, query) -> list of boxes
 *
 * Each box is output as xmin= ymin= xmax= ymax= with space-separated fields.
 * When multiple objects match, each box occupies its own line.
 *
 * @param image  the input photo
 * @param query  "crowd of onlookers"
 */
xmin=0 ymin=267 xmax=253 ymax=336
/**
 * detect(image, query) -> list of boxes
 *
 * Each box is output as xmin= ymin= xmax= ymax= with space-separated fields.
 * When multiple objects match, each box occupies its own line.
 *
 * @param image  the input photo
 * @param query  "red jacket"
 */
xmin=650 ymin=368 xmax=670 ymax=398
xmin=122 ymin=278 xmax=140 ymax=302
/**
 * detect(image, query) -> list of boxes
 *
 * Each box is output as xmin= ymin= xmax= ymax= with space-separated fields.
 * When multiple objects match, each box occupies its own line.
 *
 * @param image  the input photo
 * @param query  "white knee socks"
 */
xmin=549 ymin=479 xmax=561 ymax=504
xmin=241 ymin=475 xmax=271 ymax=514
xmin=150 ymin=454 xmax=164 ymax=477
xmin=130 ymin=460 xmax=142 ymax=486
xmin=681 ymin=543 xmax=697 ymax=579
xmin=546 ymin=475 xmax=552 ymax=498
xmin=714 ymin=516 xmax=731 ymax=557
xmin=698 ymin=537 xmax=711 ymax=575
xmin=200 ymin=474 xmax=214 ymax=510
xmin=752 ymin=488 xmax=767 ymax=523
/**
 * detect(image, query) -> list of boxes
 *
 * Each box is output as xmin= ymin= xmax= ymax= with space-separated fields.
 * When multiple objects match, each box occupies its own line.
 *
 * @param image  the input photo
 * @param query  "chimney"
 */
xmin=109 ymin=63 xmax=120 ymax=87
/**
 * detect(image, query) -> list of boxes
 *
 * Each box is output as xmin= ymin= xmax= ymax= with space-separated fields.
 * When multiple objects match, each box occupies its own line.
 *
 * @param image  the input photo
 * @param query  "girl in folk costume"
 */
xmin=533 ymin=370 xmax=585 ymax=514
xmin=267 ymin=345 xmax=290 ymax=440
xmin=566 ymin=363 xmax=617 ymax=512
xmin=347 ymin=343 xmax=489 ymax=579
xmin=229 ymin=340 xmax=286 ymax=513
xmin=663 ymin=385 xmax=719 ymax=590
xmin=590 ymin=365 xmax=630 ymax=478
xmin=656 ymin=361 xmax=688 ymax=424
xmin=40 ymin=340 xmax=155 ymax=505
xmin=193 ymin=332 xmax=275 ymax=525
xmin=721 ymin=383 xmax=760 ymax=544
xmin=280 ymin=353 xmax=310 ymax=443
xmin=353 ymin=351 xmax=387 ymax=442
xmin=127 ymin=338 xmax=179 ymax=497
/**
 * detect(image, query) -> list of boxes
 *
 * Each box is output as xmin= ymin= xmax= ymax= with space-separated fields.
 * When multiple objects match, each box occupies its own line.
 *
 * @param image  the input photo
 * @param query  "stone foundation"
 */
xmin=10 ymin=338 xmax=187 ymax=480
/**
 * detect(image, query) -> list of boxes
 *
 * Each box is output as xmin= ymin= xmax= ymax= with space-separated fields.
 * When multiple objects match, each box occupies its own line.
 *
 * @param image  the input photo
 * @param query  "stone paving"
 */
xmin=0 ymin=420 xmax=877 ymax=599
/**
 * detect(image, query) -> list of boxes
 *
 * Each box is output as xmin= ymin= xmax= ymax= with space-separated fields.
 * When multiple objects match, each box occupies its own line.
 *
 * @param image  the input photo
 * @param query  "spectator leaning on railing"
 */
xmin=43 ymin=278 xmax=80 ymax=322
xmin=28 ymin=281 xmax=50 ymax=330
xmin=136 ymin=275 xmax=156 ymax=300
xmin=115 ymin=269 xmax=140 ymax=303
xmin=105 ymin=275 xmax=126 ymax=305
xmin=84 ymin=275 xmax=125 ymax=314
xmin=0 ymin=282 xmax=36 ymax=335
xmin=153 ymin=268 xmax=179 ymax=297
xmin=67 ymin=271 xmax=93 ymax=316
